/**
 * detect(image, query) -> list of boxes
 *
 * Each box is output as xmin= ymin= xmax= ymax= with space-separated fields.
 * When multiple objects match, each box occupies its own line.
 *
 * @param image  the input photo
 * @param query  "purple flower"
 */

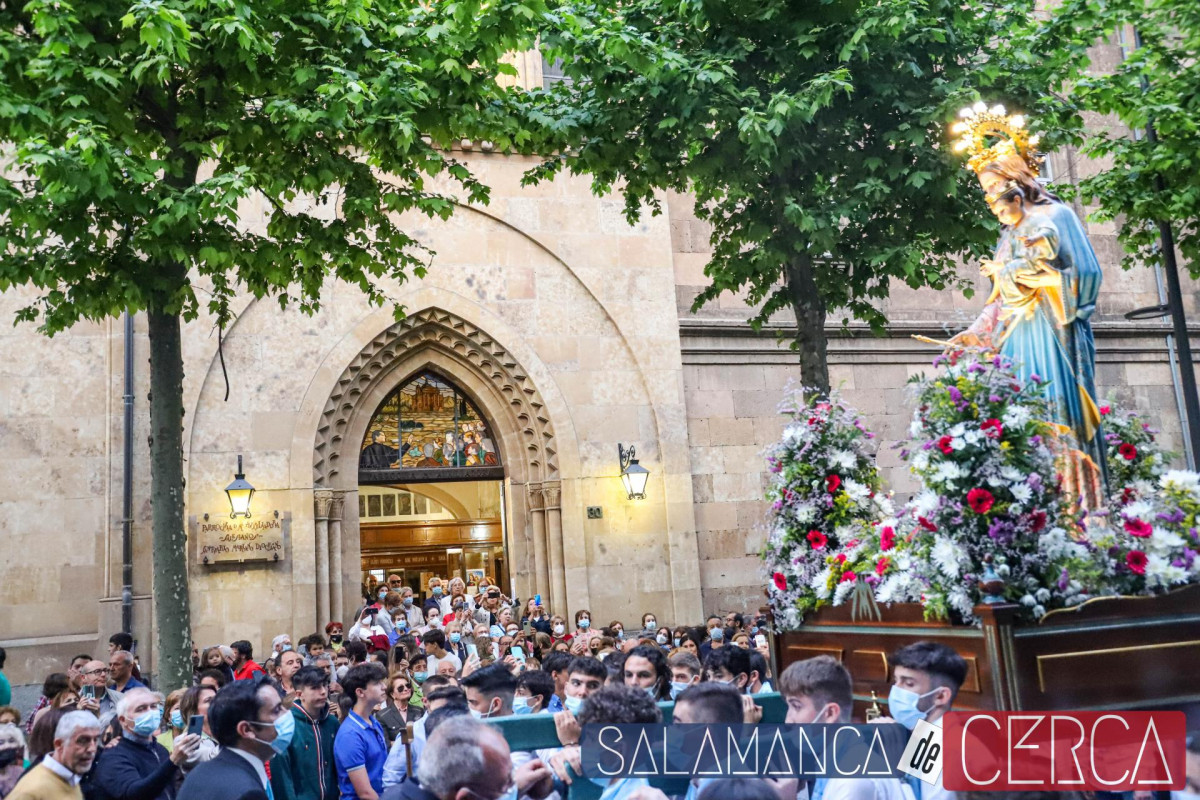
xmin=922 ymin=441 xmax=934 ymax=450
xmin=948 ymin=386 xmax=964 ymax=403
xmin=968 ymin=363 xmax=985 ymax=374
xmin=772 ymin=500 xmax=783 ymax=511
xmin=987 ymin=519 xmax=1015 ymax=544
xmin=989 ymin=394 xmax=1002 ymax=403
xmin=1027 ymin=473 xmax=1043 ymax=492
xmin=1157 ymin=508 xmax=1186 ymax=525
xmin=769 ymin=458 xmax=782 ymax=473
xmin=1057 ymin=568 xmax=1070 ymax=591
xmin=899 ymin=449 xmax=910 ymax=459
xmin=1030 ymin=373 xmax=1042 ymax=384
xmin=933 ymin=354 xmax=947 ymax=367
xmin=1029 ymin=435 xmax=1042 ymax=448
xmin=992 ymin=355 xmax=1003 ymax=368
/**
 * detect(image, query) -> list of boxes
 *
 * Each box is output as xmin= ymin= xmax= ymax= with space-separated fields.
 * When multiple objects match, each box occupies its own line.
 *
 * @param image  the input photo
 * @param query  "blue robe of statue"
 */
xmin=986 ymin=199 xmax=1107 ymax=485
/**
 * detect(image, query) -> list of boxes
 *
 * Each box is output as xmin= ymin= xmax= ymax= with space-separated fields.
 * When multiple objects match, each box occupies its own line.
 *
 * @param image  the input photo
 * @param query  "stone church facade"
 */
xmin=1 ymin=55 xmax=1195 ymax=684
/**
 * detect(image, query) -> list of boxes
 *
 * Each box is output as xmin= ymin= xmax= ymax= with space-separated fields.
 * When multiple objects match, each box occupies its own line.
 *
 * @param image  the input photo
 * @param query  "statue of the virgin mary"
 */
xmin=948 ymin=103 xmax=1107 ymax=502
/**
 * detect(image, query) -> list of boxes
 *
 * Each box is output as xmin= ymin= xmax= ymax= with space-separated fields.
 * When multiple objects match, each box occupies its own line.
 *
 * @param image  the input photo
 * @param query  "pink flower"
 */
xmin=807 ymin=530 xmax=827 ymax=550
xmin=967 ymin=488 xmax=995 ymax=515
xmin=826 ymin=474 xmax=842 ymax=494
xmin=1099 ymin=405 xmax=1111 ymax=415
xmin=937 ymin=436 xmax=954 ymax=455
xmin=1126 ymin=550 xmax=1148 ymax=575
xmin=772 ymin=572 xmax=787 ymax=591
xmin=981 ymin=418 xmax=1003 ymax=439
xmin=875 ymin=558 xmax=891 ymax=576
xmin=880 ymin=526 xmax=896 ymax=551
xmin=1119 ymin=443 xmax=1138 ymax=461
xmin=1124 ymin=518 xmax=1153 ymax=538
xmin=839 ymin=570 xmax=857 ymax=584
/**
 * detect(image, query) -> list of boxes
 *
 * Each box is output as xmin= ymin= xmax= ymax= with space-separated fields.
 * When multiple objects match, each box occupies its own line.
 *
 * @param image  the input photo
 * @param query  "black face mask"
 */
xmin=330 ymin=635 xmax=343 ymax=644
xmin=0 ymin=747 xmax=22 ymax=768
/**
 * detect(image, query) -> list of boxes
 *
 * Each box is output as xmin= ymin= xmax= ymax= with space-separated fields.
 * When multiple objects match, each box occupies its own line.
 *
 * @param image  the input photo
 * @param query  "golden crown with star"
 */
xmin=951 ymin=101 xmax=1043 ymax=176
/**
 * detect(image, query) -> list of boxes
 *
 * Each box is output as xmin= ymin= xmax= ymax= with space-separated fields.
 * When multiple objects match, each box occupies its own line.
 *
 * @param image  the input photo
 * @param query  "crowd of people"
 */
xmin=1 ymin=576 xmax=1196 ymax=800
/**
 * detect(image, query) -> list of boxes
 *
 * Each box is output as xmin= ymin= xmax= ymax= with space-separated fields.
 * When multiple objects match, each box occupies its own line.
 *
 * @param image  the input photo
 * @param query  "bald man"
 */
xmin=109 ymin=651 xmax=146 ymax=694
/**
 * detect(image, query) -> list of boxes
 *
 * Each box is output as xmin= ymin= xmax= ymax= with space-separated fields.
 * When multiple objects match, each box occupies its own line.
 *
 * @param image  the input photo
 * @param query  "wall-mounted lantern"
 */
xmin=225 ymin=454 xmax=256 ymax=518
xmin=618 ymin=443 xmax=649 ymax=500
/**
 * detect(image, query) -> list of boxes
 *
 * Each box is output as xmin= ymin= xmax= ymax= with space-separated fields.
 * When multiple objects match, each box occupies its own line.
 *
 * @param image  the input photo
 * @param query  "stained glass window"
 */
xmin=359 ymin=372 xmax=502 ymax=478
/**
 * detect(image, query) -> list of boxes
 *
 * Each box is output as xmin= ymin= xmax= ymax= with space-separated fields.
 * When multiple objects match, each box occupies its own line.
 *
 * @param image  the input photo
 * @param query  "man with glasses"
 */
xmin=78 ymin=660 xmax=123 ymax=728
xmin=179 ymin=675 xmax=290 ymax=800
xmin=92 ymin=687 xmax=201 ymax=800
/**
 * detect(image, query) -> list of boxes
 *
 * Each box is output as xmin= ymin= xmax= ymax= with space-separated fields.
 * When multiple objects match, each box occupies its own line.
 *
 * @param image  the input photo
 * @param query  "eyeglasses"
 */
xmin=82 ymin=668 xmax=108 ymax=677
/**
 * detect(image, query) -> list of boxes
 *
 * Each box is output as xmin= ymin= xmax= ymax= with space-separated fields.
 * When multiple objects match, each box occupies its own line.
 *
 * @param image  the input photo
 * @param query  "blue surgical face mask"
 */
xmin=281 ymin=644 xmax=293 ymax=652
xmin=469 ymin=704 xmax=493 ymax=720
xmin=670 ymin=680 xmax=692 ymax=700
xmin=563 ymin=695 xmax=584 ymax=714
xmin=251 ymin=712 xmax=295 ymax=757
xmin=578 ymin=618 xmax=590 ymax=630
xmin=512 ymin=695 xmax=535 ymax=715
xmin=413 ymin=671 xmax=428 ymax=683
xmin=170 ymin=709 xmax=183 ymax=729
xmin=674 ymin=638 xmax=681 ymax=648
xmin=645 ymin=620 xmax=657 ymax=631
xmin=644 ymin=687 xmax=658 ymax=699
xmin=132 ymin=708 xmax=162 ymax=737
xmin=450 ymin=633 xmax=462 ymax=644
xmin=887 ymin=685 xmax=938 ymax=730
xmin=378 ymin=589 xmax=388 ymax=600
xmin=433 ymin=587 xmax=443 ymax=597
xmin=403 ymin=597 xmax=413 ymax=607
xmin=710 ymin=628 xmax=724 ymax=641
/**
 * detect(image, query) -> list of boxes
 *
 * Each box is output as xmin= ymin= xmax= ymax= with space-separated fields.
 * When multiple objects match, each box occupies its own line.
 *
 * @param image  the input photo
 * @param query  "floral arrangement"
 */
xmin=1101 ymin=403 xmax=1170 ymax=506
xmin=867 ymin=351 xmax=1103 ymax=622
xmin=762 ymin=388 xmax=892 ymax=628
xmin=1095 ymin=470 xmax=1200 ymax=593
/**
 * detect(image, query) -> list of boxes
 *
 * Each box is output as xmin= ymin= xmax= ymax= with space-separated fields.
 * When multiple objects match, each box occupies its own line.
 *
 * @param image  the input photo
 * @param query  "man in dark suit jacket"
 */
xmin=178 ymin=675 xmax=289 ymax=800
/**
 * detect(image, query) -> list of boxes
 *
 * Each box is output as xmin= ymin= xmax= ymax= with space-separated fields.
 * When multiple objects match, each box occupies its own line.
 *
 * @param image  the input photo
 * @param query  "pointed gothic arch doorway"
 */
xmin=356 ymin=370 xmax=511 ymax=605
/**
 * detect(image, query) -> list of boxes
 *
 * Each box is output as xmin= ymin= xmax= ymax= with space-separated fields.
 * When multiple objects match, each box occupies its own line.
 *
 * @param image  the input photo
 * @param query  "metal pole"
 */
xmin=1132 ymin=28 xmax=1200 ymax=464
xmin=122 ymin=310 xmax=135 ymax=635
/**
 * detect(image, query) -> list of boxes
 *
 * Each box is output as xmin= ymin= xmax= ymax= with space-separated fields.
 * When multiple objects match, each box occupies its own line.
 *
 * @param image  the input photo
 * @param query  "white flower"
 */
xmin=1032 ymin=605 xmax=1047 ymax=618
xmin=793 ymin=504 xmax=816 ymax=524
xmin=932 ymin=536 xmax=965 ymax=579
xmin=1035 ymin=588 xmax=1051 ymax=603
xmin=812 ymin=567 xmax=832 ymax=599
xmin=1002 ymin=405 xmax=1031 ymax=427
xmin=932 ymin=462 xmax=968 ymax=484
xmin=1162 ymin=470 xmax=1200 ymax=494
xmin=911 ymin=451 xmax=930 ymax=471
xmin=1150 ymin=527 xmax=1184 ymax=550
xmin=1020 ymin=594 xmax=1036 ymax=607
xmin=909 ymin=420 xmax=923 ymax=438
xmin=950 ymin=437 xmax=967 ymax=451
xmin=1011 ymin=484 xmax=1032 ymax=504
xmin=1000 ymin=466 xmax=1023 ymax=482
xmin=964 ymin=430 xmax=983 ymax=445
xmin=843 ymin=478 xmax=870 ymax=504
xmin=950 ymin=423 xmax=967 ymax=437
xmin=1123 ymin=500 xmax=1154 ymax=521
xmin=833 ymin=580 xmax=856 ymax=605
xmin=913 ymin=489 xmax=941 ymax=517
xmin=830 ymin=450 xmax=857 ymax=471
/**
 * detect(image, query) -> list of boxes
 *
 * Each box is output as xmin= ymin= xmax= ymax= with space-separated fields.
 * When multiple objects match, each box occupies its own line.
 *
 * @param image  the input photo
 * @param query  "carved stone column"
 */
xmin=527 ymin=484 xmax=550 ymax=604
xmin=541 ymin=481 xmax=567 ymax=614
xmin=313 ymin=489 xmax=334 ymax=627
xmin=329 ymin=493 xmax=346 ymax=625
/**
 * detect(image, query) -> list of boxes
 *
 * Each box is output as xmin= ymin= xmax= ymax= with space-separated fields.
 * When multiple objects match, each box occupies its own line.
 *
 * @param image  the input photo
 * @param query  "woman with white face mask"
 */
xmin=549 ymin=615 xmax=570 ymax=645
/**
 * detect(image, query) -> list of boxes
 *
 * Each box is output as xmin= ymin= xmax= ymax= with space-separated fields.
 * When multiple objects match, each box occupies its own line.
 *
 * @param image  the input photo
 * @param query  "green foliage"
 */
xmin=1012 ymin=0 xmax=1200 ymax=275
xmin=0 ymin=0 xmax=545 ymax=328
xmin=526 ymin=0 xmax=1047 ymax=381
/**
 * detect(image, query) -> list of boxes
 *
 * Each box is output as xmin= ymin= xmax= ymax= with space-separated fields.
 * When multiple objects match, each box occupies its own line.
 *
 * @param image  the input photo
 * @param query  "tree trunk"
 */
xmin=784 ymin=255 xmax=831 ymax=396
xmin=147 ymin=307 xmax=193 ymax=692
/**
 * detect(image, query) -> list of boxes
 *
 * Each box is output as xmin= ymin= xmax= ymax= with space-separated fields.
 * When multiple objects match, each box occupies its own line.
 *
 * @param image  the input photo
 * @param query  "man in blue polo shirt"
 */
xmin=334 ymin=662 xmax=389 ymax=800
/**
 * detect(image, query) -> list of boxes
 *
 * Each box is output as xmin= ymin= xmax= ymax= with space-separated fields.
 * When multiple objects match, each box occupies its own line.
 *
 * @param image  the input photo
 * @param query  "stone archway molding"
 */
xmin=313 ymin=307 xmax=559 ymax=488
xmin=308 ymin=306 xmax=569 ymax=624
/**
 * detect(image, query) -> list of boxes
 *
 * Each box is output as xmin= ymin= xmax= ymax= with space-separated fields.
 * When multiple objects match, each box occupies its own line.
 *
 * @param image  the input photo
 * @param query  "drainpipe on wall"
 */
xmin=122 ymin=310 xmax=135 ymax=635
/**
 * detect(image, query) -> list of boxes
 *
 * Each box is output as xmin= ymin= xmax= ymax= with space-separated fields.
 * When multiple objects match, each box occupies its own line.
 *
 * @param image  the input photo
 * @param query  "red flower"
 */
xmin=835 ymin=554 xmax=847 ymax=565
xmin=875 ymin=557 xmax=891 ymax=576
xmin=880 ymin=526 xmax=896 ymax=551
xmin=1126 ymin=550 xmax=1148 ymax=575
xmin=772 ymin=572 xmax=788 ymax=591
xmin=981 ymin=418 xmax=1003 ymax=439
xmin=1099 ymin=405 xmax=1111 ymax=415
xmin=937 ymin=435 xmax=954 ymax=455
xmin=1124 ymin=518 xmax=1153 ymax=538
xmin=967 ymin=488 xmax=995 ymax=515
xmin=918 ymin=516 xmax=938 ymax=532
xmin=839 ymin=570 xmax=857 ymax=583
xmin=807 ymin=530 xmax=827 ymax=550
xmin=846 ymin=539 xmax=860 ymax=549
xmin=1028 ymin=510 xmax=1047 ymax=533
xmin=808 ymin=416 xmax=819 ymax=426
xmin=1121 ymin=487 xmax=1137 ymax=504
xmin=1119 ymin=443 xmax=1138 ymax=461
xmin=826 ymin=474 xmax=841 ymax=494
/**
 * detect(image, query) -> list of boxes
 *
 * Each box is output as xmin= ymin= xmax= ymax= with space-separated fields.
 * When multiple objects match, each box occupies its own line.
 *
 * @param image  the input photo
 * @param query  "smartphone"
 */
xmin=534 ymin=594 xmax=541 ymax=606
xmin=80 ymin=685 xmax=95 ymax=701
xmin=187 ymin=714 xmax=205 ymax=737
xmin=522 ymin=620 xmax=532 ymax=635
xmin=466 ymin=642 xmax=478 ymax=659
xmin=511 ymin=646 xmax=526 ymax=662
xmin=755 ymin=634 xmax=768 ymax=648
